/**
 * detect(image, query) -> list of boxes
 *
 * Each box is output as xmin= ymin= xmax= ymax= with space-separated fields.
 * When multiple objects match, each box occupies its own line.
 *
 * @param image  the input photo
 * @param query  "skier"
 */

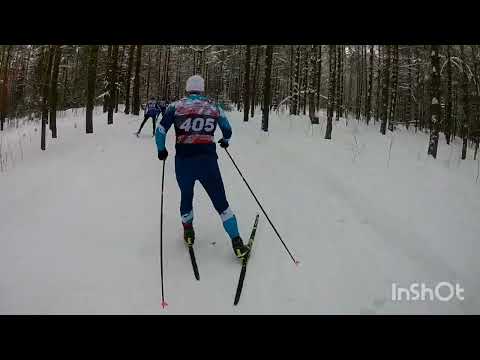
xmin=158 ymin=99 xmax=167 ymax=117
xmin=136 ymin=97 xmax=160 ymax=137
xmin=155 ymin=75 xmax=250 ymax=260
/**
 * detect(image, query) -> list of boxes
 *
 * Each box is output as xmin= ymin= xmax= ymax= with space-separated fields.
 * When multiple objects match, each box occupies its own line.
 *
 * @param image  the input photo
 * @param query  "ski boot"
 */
xmin=183 ymin=225 xmax=195 ymax=246
xmin=232 ymin=236 xmax=250 ymax=260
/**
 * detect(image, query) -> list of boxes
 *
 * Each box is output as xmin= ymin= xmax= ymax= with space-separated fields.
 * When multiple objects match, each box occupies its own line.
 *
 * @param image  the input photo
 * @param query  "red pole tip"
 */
xmin=161 ymin=301 xmax=168 ymax=308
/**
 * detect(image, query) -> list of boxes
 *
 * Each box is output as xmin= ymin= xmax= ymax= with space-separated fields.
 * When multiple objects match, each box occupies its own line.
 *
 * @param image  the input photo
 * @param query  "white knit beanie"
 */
xmin=186 ymin=75 xmax=205 ymax=93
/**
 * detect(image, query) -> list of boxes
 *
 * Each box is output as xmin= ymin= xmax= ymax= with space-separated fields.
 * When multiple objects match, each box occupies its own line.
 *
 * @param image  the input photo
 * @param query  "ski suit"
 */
xmin=138 ymin=99 xmax=160 ymax=135
xmin=154 ymin=94 xmax=240 ymax=240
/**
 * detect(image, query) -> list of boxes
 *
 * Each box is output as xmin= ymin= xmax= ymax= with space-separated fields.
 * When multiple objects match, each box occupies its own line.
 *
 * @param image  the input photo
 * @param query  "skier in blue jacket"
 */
xmin=155 ymin=75 xmax=250 ymax=260
xmin=158 ymin=100 xmax=167 ymax=117
xmin=136 ymin=97 xmax=160 ymax=137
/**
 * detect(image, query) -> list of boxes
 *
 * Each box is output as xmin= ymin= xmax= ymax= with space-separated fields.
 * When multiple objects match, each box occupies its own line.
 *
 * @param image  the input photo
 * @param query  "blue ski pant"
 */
xmin=174 ymin=155 xmax=239 ymax=240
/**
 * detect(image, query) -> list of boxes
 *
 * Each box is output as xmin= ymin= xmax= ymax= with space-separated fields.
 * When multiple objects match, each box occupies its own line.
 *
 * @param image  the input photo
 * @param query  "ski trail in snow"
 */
xmin=229 ymin=116 xmax=479 ymax=313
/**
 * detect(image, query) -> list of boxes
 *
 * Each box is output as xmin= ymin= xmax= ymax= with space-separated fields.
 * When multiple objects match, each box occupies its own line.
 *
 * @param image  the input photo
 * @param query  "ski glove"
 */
xmin=218 ymin=138 xmax=229 ymax=148
xmin=158 ymin=149 xmax=168 ymax=161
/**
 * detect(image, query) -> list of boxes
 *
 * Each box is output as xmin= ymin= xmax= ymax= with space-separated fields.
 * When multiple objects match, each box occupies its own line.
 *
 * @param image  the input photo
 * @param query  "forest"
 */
xmin=0 ymin=45 xmax=479 ymax=159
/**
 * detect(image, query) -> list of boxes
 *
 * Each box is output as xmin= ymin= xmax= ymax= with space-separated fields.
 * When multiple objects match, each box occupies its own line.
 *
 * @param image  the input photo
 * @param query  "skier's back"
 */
xmin=155 ymin=75 xmax=250 ymax=259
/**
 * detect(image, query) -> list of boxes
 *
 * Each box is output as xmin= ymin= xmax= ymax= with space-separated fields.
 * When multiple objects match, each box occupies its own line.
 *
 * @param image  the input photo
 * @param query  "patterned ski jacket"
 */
xmin=155 ymin=94 xmax=232 ymax=158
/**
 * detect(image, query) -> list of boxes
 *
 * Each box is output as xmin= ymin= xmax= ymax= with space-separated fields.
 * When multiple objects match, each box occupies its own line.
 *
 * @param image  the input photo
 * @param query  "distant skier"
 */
xmin=158 ymin=99 xmax=167 ymax=117
xmin=136 ymin=97 xmax=160 ymax=137
xmin=155 ymin=75 xmax=250 ymax=260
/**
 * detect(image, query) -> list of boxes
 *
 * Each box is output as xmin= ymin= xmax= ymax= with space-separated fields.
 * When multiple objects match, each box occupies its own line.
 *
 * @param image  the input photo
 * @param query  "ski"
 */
xmin=188 ymin=244 xmax=200 ymax=281
xmin=234 ymin=213 xmax=260 ymax=306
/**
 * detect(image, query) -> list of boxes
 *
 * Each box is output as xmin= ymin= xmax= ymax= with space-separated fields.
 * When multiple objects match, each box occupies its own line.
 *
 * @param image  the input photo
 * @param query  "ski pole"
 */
xmin=223 ymin=148 xmax=299 ymax=266
xmin=160 ymin=159 xmax=168 ymax=308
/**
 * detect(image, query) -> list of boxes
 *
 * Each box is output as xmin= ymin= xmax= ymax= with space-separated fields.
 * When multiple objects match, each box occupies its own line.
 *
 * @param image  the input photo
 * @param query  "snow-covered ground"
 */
xmin=1 ymin=106 xmax=479 ymax=314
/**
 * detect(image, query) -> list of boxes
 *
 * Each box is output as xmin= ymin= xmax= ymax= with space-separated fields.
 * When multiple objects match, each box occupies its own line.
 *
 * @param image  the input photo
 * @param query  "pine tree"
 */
xmin=460 ymin=45 xmax=470 ymax=160
xmin=243 ymin=45 xmax=251 ymax=122
xmin=445 ymin=45 xmax=453 ymax=144
xmin=308 ymin=45 xmax=316 ymax=119
xmin=325 ymin=45 xmax=336 ymax=140
xmin=380 ymin=45 xmax=391 ymax=135
xmin=388 ymin=45 xmax=399 ymax=131
xmin=366 ymin=45 xmax=374 ymax=124
xmin=108 ymin=45 xmax=118 ymax=125
xmin=292 ymin=46 xmax=301 ymax=115
xmin=0 ymin=45 xmax=12 ymax=131
xmin=250 ymin=45 xmax=260 ymax=118
xmin=427 ymin=45 xmax=441 ymax=158
xmin=124 ymin=45 xmax=135 ymax=115
xmin=375 ymin=45 xmax=382 ymax=123
xmin=316 ymin=45 xmax=322 ymax=111
xmin=406 ymin=47 xmax=413 ymax=130
xmin=335 ymin=45 xmax=341 ymax=121
xmin=133 ymin=45 xmax=142 ymax=116
xmin=86 ymin=45 xmax=99 ymax=134
xmin=49 ymin=45 xmax=62 ymax=138
xmin=41 ymin=46 xmax=54 ymax=151
xmin=262 ymin=46 xmax=273 ymax=132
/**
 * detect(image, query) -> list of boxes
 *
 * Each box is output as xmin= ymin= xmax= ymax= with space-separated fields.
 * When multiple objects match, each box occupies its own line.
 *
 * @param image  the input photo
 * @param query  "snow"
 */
xmin=1 ymin=106 xmax=480 ymax=314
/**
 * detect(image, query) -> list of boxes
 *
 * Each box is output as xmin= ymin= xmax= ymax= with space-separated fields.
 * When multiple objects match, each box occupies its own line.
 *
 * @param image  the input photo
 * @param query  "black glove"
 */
xmin=158 ymin=149 xmax=168 ymax=161
xmin=218 ymin=138 xmax=229 ymax=148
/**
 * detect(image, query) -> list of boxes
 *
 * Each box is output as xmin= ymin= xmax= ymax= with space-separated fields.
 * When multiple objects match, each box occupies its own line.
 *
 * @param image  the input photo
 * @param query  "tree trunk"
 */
xmin=460 ymin=45 xmax=470 ymax=160
xmin=427 ymin=45 xmax=441 ymax=158
xmin=375 ymin=45 xmax=382 ymax=123
xmin=157 ymin=46 xmax=163 ymax=98
xmin=243 ymin=45 xmax=251 ymax=122
xmin=108 ymin=45 xmax=118 ymax=125
xmin=336 ymin=45 xmax=345 ymax=120
xmin=366 ymin=45 xmax=374 ymax=124
xmin=49 ymin=45 xmax=62 ymax=138
xmin=292 ymin=46 xmax=301 ymax=115
xmin=308 ymin=45 xmax=316 ymax=118
xmin=452 ymin=86 xmax=458 ymax=139
xmin=302 ymin=47 xmax=308 ymax=115
xmin=380 ymin=45 xmax=391 ymax=135
xmin=103 ymin=45 xmax=112 ymax=113
xmin=347 ymin=48 xmax=354 ymax=117
xmin=316 ymin=45 xmax=322 ymax=111
xmin=41 ymin=46 xmax=54 ymax=150
xmin=406 ymin=47 xmax=413 ymax=130
xmin=288 ymin=46 xmax=294 ymax=114
xmin=146 ymin=48 xmax=151 ymax=100
xmin=62 ymin=58 xmax=68 ymax=109
xmin=163 ymin=46 xmax=171 ymax=101
xmin=339 ymin=46 xmax=345 ymax=118
xmin=414 ymin=47 xmax=421 ymax=132
xmin=116 ymin=45 xmax=126 ymax=113
xmin=262 ymin=46 xmax=273 ymax=132
xmin=86 ymin=45 xmax=99 ymax=134
xmin=124 ymin=45 xmax=135 ymax=114
xmin=325 ymin=45 xmax=336 ymax=139
xmin=355 ymin=46 xmax=361 ymax=120
xmin=445 ymin=45 xmax=453 ymax=144
xmin=133 ymin=45 xmax=142 ymax=116
xmin=250 ymin=45 xmax=260 ymax=118
xmin=0 ymin=45 xmax=12 ymax=131
xmin=388 ymin=45 xmax=399 ymax=131
xmin=470 ymin=45 xmax=480 ymax=159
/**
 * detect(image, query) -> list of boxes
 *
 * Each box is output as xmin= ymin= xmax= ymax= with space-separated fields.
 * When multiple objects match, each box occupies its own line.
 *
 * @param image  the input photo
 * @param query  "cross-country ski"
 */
xmin=234 ymin=213 xmax=260 ymax=306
